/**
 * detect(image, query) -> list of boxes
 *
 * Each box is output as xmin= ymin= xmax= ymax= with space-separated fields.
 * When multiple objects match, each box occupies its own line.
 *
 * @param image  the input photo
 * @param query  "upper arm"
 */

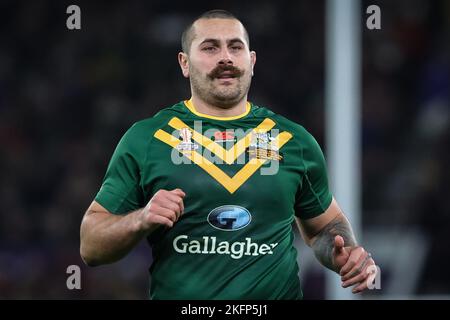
xmin=295 ymin=197 xmax=344 ymax=246
xmin=95 ymin=125 xmax=146 ymax=214
xmin=294 ymin=128 xmax=333 ymax=219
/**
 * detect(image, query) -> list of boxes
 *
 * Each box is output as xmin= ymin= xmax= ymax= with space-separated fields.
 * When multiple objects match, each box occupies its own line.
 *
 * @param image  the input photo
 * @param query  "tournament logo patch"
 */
xmin=207 ymin=205 xmax=252 ymax=231
xmin=176 ymin=127 xmax=199 ymax=153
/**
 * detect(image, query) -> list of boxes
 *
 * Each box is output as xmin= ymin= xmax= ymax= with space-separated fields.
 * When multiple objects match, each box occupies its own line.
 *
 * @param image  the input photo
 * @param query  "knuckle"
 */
xmin=148 ymin=202 xmax=159 ymax=213
xmin=153 ymin=193 xmax=164 ymax=202
xmin=172 ymin=206 xmax=179 ymax=214
xmin=157 ymin=189 xmax=168 ymax=196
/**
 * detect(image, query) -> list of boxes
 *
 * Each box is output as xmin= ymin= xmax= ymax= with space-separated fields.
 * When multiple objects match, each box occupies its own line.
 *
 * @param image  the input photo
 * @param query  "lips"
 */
xmin=217 ymin=72 xmax=236 ymax=79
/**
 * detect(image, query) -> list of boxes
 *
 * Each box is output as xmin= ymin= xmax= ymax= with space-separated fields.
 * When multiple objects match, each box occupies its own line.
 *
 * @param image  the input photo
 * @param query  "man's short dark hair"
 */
xmin=181 ymin=9 xmax=250 ymax=54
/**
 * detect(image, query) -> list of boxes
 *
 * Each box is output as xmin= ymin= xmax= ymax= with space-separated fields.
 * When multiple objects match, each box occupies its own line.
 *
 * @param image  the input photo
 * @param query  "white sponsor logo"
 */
xmin=173 ymin=235 xmax=279 ymax=260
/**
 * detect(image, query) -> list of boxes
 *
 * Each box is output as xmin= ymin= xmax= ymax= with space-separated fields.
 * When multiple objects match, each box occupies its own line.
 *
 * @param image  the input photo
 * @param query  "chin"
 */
xmin=211 ymin=95 xmax=243 ymax=108
xmin=214 ymin=89 xmax=241 ymax=101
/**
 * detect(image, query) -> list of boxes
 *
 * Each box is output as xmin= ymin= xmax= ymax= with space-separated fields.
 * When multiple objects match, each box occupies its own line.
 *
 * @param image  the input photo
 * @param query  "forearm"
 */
xmin=80 ymin=209 xmax=147 ymax=266
xmin=310 ymin=214 xmax=357 ymax=272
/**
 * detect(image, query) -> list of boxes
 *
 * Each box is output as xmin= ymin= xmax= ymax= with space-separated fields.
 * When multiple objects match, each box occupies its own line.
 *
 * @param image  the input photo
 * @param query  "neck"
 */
xmin=191 ymin=95 xmax=248 ymax=118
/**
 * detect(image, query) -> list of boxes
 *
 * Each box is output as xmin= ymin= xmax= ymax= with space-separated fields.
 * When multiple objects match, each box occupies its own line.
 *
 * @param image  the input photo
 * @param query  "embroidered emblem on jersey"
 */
xmin=176 ymin=127 xmax=199 ymax=154
xmin=154 ymin=117 xmax=293 ymax=194
xmin=248 ymin=132 xmax=283 ymax=161
xmin=214 ymin=131 xmax=235 ymax=143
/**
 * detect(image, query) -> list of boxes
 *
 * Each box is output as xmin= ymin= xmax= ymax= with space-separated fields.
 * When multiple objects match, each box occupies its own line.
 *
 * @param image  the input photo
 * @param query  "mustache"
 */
xmin=207 ymin=65 xmax=244 ymax=79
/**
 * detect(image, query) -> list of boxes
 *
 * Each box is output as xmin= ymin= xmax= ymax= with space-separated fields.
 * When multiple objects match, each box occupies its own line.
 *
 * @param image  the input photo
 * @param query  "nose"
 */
xmin=218 ymin=48 xmax=233 ymax=66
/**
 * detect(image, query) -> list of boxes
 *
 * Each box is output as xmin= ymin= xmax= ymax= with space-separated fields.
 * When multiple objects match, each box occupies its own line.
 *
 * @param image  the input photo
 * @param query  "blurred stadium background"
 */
xmin=0 ymin=0 xmax=449 ymax=299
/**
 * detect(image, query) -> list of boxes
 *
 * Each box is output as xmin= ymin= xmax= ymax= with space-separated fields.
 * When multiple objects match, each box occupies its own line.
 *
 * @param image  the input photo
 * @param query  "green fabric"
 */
xmin=95 ymin=101 xmax=333 ymax=299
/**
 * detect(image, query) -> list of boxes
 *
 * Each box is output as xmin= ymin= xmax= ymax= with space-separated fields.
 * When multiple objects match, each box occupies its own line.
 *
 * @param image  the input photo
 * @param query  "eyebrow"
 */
xmin=199 ymin=38 xmax=246 ymax=46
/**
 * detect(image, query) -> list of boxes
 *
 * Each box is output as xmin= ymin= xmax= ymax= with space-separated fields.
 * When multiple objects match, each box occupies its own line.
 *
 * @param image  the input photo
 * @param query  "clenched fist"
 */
xmin=332 ymin=235 xmax=376 ymax=293
xmin=138 ymin=188 xmax=186 ymax=233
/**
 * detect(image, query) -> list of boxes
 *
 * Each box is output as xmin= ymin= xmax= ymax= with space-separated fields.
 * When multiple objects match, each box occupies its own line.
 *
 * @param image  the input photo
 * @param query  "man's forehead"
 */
xmin=192 ymin=18 xmax=247 ymax=43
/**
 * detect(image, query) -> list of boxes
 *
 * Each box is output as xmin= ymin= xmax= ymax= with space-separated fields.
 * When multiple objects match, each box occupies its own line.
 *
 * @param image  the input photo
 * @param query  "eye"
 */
xmin=202 ymin=46 xmax=217 ymax=52
xmin=230 ymin=46 xmax=243 ymax=51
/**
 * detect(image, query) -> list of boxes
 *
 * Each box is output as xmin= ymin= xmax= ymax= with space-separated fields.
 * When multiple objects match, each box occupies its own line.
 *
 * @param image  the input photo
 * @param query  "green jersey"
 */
xmin=95 ymin=99 xmax=333 ymax=300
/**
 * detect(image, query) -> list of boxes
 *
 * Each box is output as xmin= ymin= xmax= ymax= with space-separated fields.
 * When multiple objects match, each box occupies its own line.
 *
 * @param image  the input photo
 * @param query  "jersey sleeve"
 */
xmin=95 ymin=124 xmax=146 ymax=214
xmin=294 ymin=130 xmax=333 ymax=219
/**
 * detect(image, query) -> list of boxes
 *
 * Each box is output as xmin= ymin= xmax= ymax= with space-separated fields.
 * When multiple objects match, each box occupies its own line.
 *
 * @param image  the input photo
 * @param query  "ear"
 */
xmin=250 ymin=51 xmax=256 ymax=76
xmin=178 ymin=52 xmax=190 ymax=78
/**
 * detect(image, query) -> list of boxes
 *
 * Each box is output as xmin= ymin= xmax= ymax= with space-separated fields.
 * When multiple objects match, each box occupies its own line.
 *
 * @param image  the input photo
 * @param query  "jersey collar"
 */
xmin=184 ymin=98 xmax=251 ymax=121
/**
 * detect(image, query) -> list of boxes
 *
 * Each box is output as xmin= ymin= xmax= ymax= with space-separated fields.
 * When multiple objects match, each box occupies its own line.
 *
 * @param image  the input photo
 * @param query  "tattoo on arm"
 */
xmin=311 ymin=214 xmax=357 ymax=272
